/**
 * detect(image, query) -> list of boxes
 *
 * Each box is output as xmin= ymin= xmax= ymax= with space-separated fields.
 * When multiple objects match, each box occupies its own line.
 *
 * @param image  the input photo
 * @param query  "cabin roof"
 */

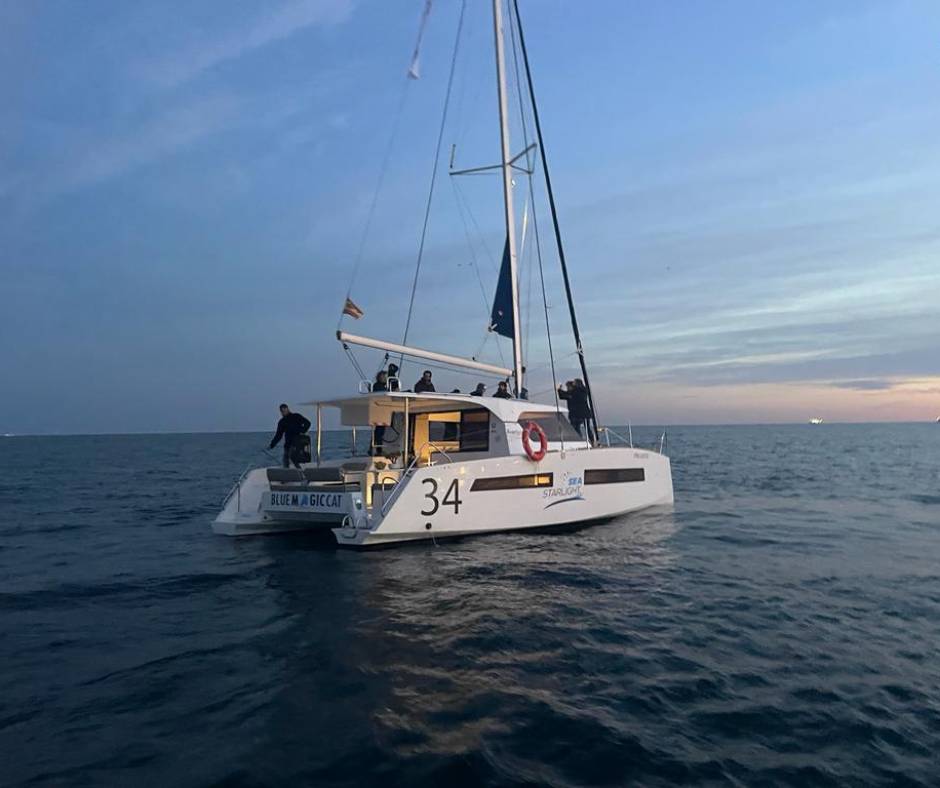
xmin=299 ymin=391 xmax=565 ymax=424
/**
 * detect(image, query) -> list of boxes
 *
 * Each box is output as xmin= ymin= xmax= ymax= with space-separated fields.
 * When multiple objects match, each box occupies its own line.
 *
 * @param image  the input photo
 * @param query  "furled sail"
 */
xmin=489 ymin=237 xmax=514 ymax=338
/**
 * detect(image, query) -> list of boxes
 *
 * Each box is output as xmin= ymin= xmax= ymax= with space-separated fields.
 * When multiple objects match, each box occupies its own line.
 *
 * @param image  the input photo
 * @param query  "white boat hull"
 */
xmin=212 ymin=466 xmax=360 ymax=537
xmin=213 ymin=447 xmax=673 ymax=547
xmin=341 ymin=446 xmax=672 ymax=547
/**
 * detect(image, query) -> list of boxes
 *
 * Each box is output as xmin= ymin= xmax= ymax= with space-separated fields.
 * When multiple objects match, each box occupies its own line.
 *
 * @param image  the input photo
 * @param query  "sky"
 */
xmin=1 ymin=0 xmax=939 ymax=434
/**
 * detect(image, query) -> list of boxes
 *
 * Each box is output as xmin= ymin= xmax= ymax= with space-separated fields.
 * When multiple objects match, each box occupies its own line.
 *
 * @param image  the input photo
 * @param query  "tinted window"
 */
xmin=428 ymin=420 xmax=459 ymax=442
xmin=459 ymin=409 xmax=490 ymax=452
xmin=518 ymin=412 xmax=583 ymax=442
xmin=584 ymin=468 xmax=645 ymax=484
xmin=471 ymin=473 xmax=553 ymax=491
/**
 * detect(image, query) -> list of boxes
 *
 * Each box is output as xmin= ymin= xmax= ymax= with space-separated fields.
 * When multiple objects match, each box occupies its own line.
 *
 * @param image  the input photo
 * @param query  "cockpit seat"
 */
xmin=266 ymin=467 xmax=346 ymax=484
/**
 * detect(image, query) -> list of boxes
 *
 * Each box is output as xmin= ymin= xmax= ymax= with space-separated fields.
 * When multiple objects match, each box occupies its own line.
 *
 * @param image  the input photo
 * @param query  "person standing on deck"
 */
xmin=574 ymin=379 xmax=596 ymax=443
xmin=371 ymin=371 xmax=388 ymax=455
xmin=268 ymin=404 xmax=311 ymax=469
xmin=558 ymin=380 xmax=588 ymax=439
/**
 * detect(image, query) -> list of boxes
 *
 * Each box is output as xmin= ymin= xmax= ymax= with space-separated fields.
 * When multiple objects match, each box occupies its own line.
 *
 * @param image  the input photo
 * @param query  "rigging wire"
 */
xmin=400 ymin=0 xmax=468 ymax=360
xmin=395 ymin=356 xmax=506 ymax=383
xmin=451 ymin=185 xmax=509 ymax=371
xmin=339 ymin=0 xmax=443 ymax=333
xmin=450 ymin=172 xmax=506 ymax=366
xmin=507 ymin=1 xmax=561 ymax=416
xmin=471 ymin=330 xmax=507 ymax=373
xmin=512 ymin=0 xmax=600 ymax=437
xmin=452 ymin=178 xmax=499 ymax=270
xmin=341 ymin=342 xmax=368 ymax=382
xmin=451 ymin=182 xmax=493 ymax=312
xmin=338 ymin=80 xmax=411 ymax=330
xmin=523 ymin=198 xmax=535 ymax=371
xmin=449 ymin=177 xmax=509 ymax=371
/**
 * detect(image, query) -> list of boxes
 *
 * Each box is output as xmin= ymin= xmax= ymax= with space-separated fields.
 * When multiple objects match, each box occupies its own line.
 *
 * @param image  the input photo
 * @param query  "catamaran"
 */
xmin=213 ymin=0 xmax=674 ymax=546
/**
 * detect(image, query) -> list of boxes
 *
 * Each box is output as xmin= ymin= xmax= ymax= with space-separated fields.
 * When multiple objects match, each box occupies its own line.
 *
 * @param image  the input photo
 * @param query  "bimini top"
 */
xmin=300 ymin=391 xmax=566 ymax=427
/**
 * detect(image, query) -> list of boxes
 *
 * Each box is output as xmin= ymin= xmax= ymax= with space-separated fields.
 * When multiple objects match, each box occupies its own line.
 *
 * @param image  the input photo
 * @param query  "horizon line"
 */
xmin=1 ymin=421 xmax=935 ymax=438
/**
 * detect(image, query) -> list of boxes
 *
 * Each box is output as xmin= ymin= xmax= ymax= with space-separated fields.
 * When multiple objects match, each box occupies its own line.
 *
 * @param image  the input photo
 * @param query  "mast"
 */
xmin=492 ymin=0 xmax=524 ymax=393
xmin=512 ymin=0 xmax=599 ymax=436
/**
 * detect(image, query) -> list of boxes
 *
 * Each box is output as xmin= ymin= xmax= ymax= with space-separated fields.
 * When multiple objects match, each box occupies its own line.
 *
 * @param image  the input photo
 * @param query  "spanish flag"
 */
xmin=342 ymin=298 xmax=364 ymax=319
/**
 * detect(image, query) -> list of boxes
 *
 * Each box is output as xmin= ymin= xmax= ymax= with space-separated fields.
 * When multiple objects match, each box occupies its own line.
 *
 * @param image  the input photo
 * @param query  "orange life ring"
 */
xmin=522 ymin=421 xmax=548 ymax=462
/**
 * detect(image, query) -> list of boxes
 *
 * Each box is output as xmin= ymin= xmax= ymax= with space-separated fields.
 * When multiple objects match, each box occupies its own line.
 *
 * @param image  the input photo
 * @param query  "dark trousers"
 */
xmin=570 ymin=417 xmax=585 ymax=438
xmin=571 ymin=417 xmax=596 ymax=444
xmin=282 ymin=440 xmax=301 ymax=469
xmin=373 ymin=426 xmax=385 ymax=455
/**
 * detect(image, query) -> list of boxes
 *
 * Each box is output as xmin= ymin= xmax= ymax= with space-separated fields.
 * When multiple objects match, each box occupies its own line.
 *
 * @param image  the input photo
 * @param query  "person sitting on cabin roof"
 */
xmin=268 ymin=404 xmax=311 ymax=469
xmin=493 ymin=380 xmax=512 ymax=399
xmin=386 ymin=363 xmax=400 ymax=391
xmin=414 ymin=370 xmax=435 ymax=393
xmin=470 ymin=383 xmax=486 ymax=396
xmin=373 ymin=370 xmax=388 ymax=392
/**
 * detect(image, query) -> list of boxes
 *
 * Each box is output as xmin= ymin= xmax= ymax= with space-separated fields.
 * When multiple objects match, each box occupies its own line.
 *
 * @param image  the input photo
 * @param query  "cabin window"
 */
xmin=584 ymin=468 xmax=645 ymax=484
xmin=422 ymin=409 xmax=490 ymax=453
xmin=458 ymin=409 xmax=490 ymax=452
xmin=471 ymin=473 xmax=553 ymax=491
xmin=427 ymin=416 xmax=460 ymax=444
xmin=517 ymin=412 xmax=583 ymax=442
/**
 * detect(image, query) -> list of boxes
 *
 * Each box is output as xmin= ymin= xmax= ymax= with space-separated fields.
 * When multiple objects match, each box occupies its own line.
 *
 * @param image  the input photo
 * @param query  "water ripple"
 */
xmin=1 ymin=426 xmax=939 ymax=786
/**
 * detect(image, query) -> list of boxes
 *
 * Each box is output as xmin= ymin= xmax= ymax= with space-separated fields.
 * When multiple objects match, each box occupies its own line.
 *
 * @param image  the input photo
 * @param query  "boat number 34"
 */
xmin=421 ymin=478 xmax=462 ymax=516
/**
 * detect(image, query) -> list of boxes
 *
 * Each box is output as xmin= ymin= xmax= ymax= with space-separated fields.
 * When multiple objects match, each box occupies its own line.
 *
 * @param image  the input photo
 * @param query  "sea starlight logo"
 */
xmin=542 ymin=471 xmax=584 ymax=508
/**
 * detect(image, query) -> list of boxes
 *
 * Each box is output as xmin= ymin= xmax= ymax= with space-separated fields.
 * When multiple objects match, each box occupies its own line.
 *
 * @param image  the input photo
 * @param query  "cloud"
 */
xmin=829 ymin=379 xmax=897 ymax=391
xmin=3 ymin=94 xmax=242 ymax=209
xmin=65 ymin=97 xmax=240 ymax=191
xmin=143 ymin=0 xmax=355 ymax=88
xmin=3 ymin=64 xmax=356 ymax=212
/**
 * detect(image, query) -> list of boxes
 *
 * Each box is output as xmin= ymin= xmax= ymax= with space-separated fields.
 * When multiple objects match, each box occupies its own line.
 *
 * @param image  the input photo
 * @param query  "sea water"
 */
xmin=1 ymin=424 xmax=938 ymax=786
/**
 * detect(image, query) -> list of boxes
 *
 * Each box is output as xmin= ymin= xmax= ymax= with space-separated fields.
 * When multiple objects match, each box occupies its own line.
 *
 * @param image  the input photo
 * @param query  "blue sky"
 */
xmin=2 ymin=0 xmax=939 ymax=434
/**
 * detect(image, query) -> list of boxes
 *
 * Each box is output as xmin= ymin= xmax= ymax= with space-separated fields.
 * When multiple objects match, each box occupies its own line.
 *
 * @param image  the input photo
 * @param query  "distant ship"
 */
xmin=809 ymin=417 xmax=823 ymax=425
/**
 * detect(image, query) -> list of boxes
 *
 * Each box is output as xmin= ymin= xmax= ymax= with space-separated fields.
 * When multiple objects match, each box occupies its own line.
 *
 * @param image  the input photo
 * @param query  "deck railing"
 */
xmin=379 ymin=442 xmax=453 ymax=516
xmin=598 ymin=426 xmax=634 ymax=448
xmin=597 ymin=425 xmax=667 ymax=455
xmin=221 ymin=463 xmax=256 ymax=513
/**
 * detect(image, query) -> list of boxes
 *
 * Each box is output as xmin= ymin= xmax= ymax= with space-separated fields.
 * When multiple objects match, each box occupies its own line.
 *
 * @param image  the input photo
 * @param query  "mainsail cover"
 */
xmin=489 ymin=238 xmax=514 ymax=338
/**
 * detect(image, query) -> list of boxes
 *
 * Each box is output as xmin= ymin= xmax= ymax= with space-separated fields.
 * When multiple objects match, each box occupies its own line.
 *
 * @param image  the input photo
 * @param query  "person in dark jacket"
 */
xmin=558 ymin=380 xmax=588 ymax=438
xmin=269 ymin=404 xmax=311 ymax=468
xmin=414 ymin=370 xmax=435 ymax=393
xmin=493 ymin=380 xmax=512 ymax=399
xmin=573 ymin=379 xmax=595 ymax=442
xmin=371 ymin=371 xmax=388 ymax=455
xmin=387 ymin=363 xmax=401 ymax=391
xmin=470 ymin=382 xmax=486 ymax=396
